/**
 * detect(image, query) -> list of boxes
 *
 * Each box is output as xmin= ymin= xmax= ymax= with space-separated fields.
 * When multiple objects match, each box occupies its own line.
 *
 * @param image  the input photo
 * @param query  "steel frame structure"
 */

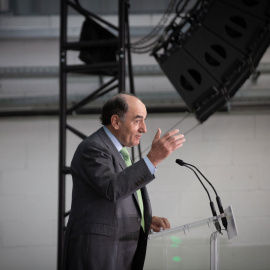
xmin=58 ymin=0 xmax=141 ymax=269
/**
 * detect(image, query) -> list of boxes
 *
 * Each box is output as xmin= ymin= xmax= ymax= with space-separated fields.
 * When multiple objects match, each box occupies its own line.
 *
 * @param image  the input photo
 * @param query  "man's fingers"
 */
xmin=162 ymin=217 xmax=171 ymax=227
xmin=151 ymin=217 xmax=171 ymax=231
xmin=162 ymin=129 xmax=180 ymax=140
xmin=151 ymin=224 xmax=160 ymax=232
xmin=158 ymin=220 xmax=167 ymax=230
xmin=152 ymin=128 xmax=161 ymax=143
xmin=166 ymin=134 xmax=185 ymax=149
xmin=168 ymin=134 xmax=185 ymax=142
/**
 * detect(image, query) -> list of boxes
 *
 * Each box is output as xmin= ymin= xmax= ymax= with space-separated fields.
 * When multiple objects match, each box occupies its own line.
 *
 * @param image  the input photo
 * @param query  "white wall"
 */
xmin=0 ymin=110 xmax=270 ymax=270
xmin=0 ymin=12 xmax=270 ymax=270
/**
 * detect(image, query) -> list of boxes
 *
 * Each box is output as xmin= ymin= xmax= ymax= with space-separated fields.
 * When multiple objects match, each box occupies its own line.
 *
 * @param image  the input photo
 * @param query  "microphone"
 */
xmin=176 ymin=159 xmax=226 ymax=232
xmin=178 ymin=160 xmax=228 ymax=230
xmin=176 ymin=159 xmax=227 ymax=230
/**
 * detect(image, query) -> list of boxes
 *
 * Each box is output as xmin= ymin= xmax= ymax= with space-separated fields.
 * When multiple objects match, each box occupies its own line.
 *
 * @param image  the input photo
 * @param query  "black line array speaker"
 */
xmin=152 ymin=0 xmax=270 ymax=122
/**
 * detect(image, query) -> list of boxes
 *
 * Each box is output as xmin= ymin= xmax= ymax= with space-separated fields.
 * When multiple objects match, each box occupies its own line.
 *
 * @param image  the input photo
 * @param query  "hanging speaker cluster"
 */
xmin=152 ymin=0 xmax=270 ymax=122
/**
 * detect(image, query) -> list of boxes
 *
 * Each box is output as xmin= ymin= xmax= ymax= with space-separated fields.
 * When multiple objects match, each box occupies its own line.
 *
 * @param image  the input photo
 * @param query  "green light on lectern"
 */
xmin=173 ymin=256 xmax=181 ymax=262
xmin=171 ymin=236 xmax=182 ymax=247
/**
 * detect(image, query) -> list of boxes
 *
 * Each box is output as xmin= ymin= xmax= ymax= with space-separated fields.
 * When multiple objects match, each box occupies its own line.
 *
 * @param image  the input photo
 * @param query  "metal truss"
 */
xmin=58 ymin=0 xmax=141 ymax=269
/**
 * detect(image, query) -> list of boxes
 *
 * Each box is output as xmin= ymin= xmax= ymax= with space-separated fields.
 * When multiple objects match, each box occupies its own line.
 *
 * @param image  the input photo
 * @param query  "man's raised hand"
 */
xmin=147 ymin=128 xmax=185 ymax=167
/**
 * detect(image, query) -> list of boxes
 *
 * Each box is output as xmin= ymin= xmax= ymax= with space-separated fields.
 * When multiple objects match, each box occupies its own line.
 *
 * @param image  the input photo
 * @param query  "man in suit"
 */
xmin=63 ymin=93 xmax=185 ymax=270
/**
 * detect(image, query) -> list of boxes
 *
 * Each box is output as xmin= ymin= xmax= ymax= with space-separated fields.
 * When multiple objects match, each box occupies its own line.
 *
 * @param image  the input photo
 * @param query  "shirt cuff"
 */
xmin=143 ymin=156 xmax=157 ymax=175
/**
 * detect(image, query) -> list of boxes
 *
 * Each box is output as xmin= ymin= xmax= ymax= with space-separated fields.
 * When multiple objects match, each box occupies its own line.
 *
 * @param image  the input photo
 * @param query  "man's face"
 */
xmin=116 ymin=97 xmax=147 ymax=147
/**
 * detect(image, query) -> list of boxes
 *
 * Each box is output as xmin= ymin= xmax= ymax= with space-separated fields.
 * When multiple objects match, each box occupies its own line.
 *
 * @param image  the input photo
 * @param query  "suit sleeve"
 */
xmin=71 ymin=138 xmax=155 ymax=202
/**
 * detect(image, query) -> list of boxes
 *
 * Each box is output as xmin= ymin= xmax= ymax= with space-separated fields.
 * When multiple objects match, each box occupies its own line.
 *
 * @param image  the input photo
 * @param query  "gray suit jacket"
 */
xmin=62 ymin=127 xmax=155 ymax=270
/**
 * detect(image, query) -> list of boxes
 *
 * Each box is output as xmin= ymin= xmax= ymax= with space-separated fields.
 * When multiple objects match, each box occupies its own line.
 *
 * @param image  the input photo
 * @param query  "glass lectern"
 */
xmin=145 ymin=205 xmax=238 ymax=270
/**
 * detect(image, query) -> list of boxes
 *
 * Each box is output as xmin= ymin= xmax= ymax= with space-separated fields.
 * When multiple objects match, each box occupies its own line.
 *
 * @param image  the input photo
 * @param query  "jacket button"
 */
xmin=134 ymin=236 xmax=138 ymax=241
xmin=137 ymin=218 xmax=141 ymax=223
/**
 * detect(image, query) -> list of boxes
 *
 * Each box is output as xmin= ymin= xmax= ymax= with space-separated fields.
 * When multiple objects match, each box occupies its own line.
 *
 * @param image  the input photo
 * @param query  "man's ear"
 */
xmin=111 ymin=115 xmax=120 ymax=130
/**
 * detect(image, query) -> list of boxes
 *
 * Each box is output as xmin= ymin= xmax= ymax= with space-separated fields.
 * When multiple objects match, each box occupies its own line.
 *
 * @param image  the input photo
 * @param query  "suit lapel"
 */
xmin=97 ymin=127 xmax=127 ymax=170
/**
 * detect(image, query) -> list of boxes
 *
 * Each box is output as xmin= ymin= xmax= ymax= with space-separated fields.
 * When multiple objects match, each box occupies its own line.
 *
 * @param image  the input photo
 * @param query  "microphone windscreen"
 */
xmin=175 ymin=159 xmax=185 ymax=166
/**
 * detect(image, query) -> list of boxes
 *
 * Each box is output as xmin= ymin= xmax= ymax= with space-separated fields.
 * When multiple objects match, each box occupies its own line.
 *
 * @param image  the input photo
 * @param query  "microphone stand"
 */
xmin=176 ymin=159 xmax=224 ymax=233
xmin=182 ymin=161 xmax=228 ymax=230
xmin=182 ymin=163 xmax=222 ymax=234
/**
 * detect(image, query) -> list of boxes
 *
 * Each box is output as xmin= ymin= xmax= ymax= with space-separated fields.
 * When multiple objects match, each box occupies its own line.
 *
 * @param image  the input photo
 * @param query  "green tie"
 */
xmin=120 ymin=147 xmax=145 ymax=231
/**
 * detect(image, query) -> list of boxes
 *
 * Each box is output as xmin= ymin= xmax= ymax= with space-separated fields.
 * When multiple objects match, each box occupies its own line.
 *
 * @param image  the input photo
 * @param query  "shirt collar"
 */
xmin=103 ymin=126 xmax=123 ymax=152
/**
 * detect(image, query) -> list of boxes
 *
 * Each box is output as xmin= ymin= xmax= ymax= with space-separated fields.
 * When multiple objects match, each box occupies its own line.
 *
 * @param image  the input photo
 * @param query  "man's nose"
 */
xmin=140 ymin=121 xmax=147 ymax=133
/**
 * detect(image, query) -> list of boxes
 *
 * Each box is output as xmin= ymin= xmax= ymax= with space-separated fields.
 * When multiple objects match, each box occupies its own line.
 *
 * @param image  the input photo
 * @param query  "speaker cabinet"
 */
xmin=152 ymin=0 xmax=270 ymax=122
